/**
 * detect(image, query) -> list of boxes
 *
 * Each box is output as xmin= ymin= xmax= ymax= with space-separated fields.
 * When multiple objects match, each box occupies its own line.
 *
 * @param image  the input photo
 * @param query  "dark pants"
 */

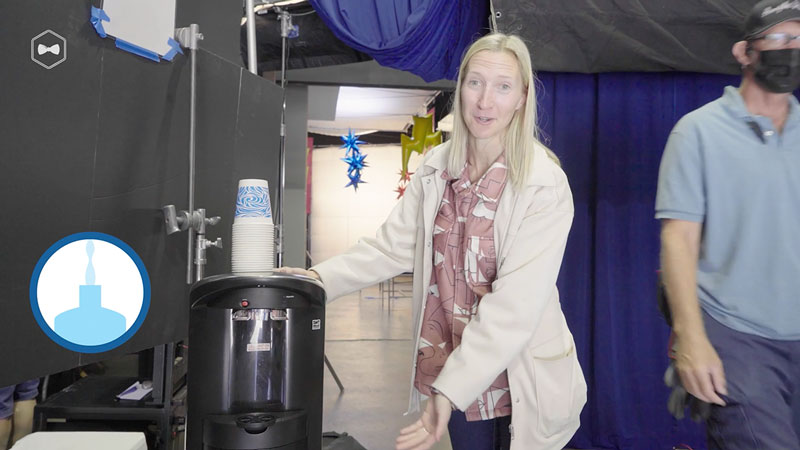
xmin=447 ymin=410 xmax=511 ymax=450
xmin=703 ymin=311 xmax=800 ymax=450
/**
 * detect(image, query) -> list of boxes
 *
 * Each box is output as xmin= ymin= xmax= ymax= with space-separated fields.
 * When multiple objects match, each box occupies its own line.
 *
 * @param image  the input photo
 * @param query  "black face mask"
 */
xmin=753 ymin=48 xmax=800 ymax=93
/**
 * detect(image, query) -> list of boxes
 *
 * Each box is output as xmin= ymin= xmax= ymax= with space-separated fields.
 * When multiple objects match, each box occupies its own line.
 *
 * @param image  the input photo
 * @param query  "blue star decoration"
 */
xmin=341 ymin=152 xmax=368 ymax=171
xmin=345 ymin=172 xmax=366 ymax=190
xmin=340 ymin=129 xmax=365 ymax=157
xmin=340 ymin=129 xmax=368 ymax=191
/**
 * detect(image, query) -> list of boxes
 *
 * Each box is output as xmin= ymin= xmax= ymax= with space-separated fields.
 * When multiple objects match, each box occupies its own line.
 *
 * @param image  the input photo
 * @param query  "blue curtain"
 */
xmin=539 ymin=72 xmax=745 ymax=449
xmin=307 ymin=0 xmax=488 ymax=81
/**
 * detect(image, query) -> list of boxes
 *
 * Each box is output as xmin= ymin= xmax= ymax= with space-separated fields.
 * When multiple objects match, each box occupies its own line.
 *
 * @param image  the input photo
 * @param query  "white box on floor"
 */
xmin=12 ymin=431 xmax=147 ymax=450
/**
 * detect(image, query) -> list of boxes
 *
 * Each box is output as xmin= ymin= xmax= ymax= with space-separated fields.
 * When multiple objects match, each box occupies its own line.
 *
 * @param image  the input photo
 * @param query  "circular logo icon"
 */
xmin=30 ymin=232 xmax=150 ymax=353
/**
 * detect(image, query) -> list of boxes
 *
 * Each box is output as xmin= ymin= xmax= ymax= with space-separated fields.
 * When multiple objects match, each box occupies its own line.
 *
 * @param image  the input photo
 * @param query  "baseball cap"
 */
xmin=744 ymin=0 xmax=800 ymax=39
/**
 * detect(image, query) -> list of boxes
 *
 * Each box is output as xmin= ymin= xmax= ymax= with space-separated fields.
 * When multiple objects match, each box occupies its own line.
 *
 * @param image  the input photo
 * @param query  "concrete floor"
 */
xmin=322 ymin=282 xmax=452 ymax=450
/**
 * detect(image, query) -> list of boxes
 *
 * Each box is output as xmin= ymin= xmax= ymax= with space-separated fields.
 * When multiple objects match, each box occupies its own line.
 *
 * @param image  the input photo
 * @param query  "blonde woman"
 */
xmin=280 ymin=33 xmax=586 ymax=450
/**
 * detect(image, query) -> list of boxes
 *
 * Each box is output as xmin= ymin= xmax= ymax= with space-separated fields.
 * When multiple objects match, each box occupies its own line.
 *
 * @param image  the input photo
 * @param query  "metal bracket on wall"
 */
xmin=162 ymin=205 xmax=222 ymax=283
xmin=175 ymin=25 xmax=203 ymax=51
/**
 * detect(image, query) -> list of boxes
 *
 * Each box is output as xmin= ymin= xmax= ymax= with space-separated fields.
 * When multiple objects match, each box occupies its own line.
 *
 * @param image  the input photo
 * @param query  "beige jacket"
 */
xmin=313 ymin=141 xmax=587 ymax=449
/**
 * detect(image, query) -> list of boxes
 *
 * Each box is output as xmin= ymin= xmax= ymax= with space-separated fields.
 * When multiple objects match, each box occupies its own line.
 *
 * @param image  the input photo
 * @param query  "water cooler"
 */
xmin=187 ymin=273 xmax=326 ymax=450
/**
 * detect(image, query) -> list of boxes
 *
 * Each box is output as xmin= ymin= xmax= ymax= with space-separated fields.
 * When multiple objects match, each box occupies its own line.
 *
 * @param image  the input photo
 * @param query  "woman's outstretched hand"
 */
xmin=395 ymin=394 xmax=452 ymax=450
xmin=274 ymin=267 xmax=321 ymax=281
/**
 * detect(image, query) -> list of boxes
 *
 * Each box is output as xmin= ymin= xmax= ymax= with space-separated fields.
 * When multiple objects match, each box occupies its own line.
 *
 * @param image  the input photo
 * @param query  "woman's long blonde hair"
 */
xmin=447 ymin=33 xmax=548 ymax=191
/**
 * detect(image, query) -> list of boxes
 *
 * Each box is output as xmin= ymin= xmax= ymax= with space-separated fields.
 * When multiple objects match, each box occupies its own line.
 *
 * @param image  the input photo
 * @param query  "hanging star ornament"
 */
xmin=345 ymin=171 xmax=366 ymax=190
xmin=340 ymin=129 xmax=367 ymax=191
xmin=398 ymin=170 xmax=413 ymax=183
xmin=342 ymin=152 xmax=368 ymax=172
xmin=340 ymin=129 xmax=365 ymax=156
xmin=396 ymin=114 xmax=441 ymax=198
xmin=399 ymin=114 xmax=442 ymax=178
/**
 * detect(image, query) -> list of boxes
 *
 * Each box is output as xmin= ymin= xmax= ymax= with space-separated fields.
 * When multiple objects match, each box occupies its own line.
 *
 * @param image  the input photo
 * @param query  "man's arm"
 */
xmin=660 ymin=218 xmax=727 ymax=406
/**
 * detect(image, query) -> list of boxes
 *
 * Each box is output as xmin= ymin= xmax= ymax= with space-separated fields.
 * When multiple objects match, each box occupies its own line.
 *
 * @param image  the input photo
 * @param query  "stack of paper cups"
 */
xmin=231 ymin=179 xmax=274 ymax=275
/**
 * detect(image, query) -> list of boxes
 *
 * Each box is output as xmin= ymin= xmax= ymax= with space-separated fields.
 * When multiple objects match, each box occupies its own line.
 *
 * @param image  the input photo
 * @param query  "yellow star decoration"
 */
xmin=399 ymin=114 xmax=442 ymax=181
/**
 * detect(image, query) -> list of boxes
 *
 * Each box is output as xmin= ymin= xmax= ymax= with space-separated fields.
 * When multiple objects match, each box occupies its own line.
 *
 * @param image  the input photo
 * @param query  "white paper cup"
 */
xmin=232 ymin=179 xmax=275 ymax=273
xmin=238 ymin=179 xmax=268 ymax=188
xmin=235 ymin=179 xmax=272 ymax=222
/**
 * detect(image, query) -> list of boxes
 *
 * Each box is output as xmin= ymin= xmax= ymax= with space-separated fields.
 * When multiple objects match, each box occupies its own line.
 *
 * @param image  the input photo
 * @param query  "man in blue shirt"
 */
xmin=656 ymin=0 xmax=800 ymax=448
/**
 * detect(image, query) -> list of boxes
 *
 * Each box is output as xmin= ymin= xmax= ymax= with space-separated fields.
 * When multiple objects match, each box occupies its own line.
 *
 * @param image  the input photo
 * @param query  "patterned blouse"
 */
xmin=413 ymin=154 xmax=512 ymax=421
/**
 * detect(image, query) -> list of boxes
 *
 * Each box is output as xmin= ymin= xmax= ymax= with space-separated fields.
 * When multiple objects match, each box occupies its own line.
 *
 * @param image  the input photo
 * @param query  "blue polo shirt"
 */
xmin=656 ymin=86 xmax=800 ymax=340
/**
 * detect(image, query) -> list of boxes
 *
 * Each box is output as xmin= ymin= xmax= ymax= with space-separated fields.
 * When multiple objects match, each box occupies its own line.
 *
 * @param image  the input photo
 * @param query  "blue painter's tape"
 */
xmin=115 ymin=38 xmax=161 ymax=62
xmin=90 ymin=7 xmax=110 ymax=38
xmin=162 ymin=37 xmax=183 ymax=61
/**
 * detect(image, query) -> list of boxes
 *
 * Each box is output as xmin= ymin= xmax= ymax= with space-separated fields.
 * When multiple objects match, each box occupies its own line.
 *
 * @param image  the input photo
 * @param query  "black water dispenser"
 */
xmin=187 ymin=273 xmax=326 ymax=450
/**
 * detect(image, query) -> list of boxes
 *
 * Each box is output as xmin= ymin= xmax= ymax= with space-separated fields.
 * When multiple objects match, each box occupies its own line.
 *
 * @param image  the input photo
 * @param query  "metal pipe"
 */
xmin=245 ymin=0 xmax=258 ymax=75
xmin=276 ymin=9 xmax=289 ymax=268
xmin=187 ymin=23 xmax=199 ymax=284
xmin=195 ymin=209 xmax=206 ymax=282
xmin=195 ymin=245 xmax=205 ymax=280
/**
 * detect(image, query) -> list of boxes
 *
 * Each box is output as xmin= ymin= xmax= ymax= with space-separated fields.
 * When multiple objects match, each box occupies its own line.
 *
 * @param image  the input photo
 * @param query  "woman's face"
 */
xmin=460 ymin=50 xmax=526 ymax=147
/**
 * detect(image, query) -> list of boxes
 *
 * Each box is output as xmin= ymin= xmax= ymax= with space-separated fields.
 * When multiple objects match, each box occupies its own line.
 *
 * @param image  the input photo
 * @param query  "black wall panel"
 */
xmin=192 ymin=52 xmax=242 ymax=283
xmin=494 ymin=0 xmax=750 ymax=73
xmin=0 ymin=1 xmax=281 ymax=386
xmin=85 ymin=45 xmax=192 ymax=366
xmin=176 ymin=0 xmax=243 ymax=65
xmin=0 ymin=0 xmax=103 ymax=381
xmin=234 ymin=71 xmax=283 ymax=190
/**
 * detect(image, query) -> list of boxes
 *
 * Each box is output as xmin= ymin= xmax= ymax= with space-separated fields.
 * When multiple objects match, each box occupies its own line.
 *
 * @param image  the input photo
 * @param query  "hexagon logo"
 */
xmin=31 ymin=30 xmax=67 ymax=69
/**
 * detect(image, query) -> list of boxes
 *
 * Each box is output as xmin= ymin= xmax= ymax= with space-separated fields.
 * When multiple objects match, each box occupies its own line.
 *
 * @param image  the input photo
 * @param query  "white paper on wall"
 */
xmin=101 ymin=0 xmax=176 ymax=57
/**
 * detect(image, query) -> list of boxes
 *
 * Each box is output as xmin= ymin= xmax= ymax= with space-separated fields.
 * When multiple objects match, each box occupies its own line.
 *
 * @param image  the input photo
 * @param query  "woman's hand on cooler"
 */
xmin=395 ymin=393 xmax=452 ymax=450
xmin=275 ymin=267 xmax=321 ymax=281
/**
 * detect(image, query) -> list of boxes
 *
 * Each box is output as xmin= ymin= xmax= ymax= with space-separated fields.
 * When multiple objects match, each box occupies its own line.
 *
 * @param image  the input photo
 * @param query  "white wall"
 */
xmin=309 ymin=144 xmax=423 ymax=265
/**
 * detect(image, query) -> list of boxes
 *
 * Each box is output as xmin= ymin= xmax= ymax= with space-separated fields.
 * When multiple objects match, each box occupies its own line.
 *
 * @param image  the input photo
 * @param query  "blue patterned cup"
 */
xmin=235 ymin=179 xmax=272 ymax=222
